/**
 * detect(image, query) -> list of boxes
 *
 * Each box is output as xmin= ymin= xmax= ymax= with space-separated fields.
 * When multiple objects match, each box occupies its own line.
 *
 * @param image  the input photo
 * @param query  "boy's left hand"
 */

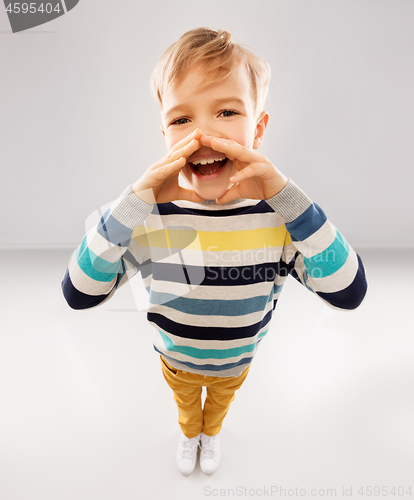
xmin=200 ymin=135 xmax=288 ymax=204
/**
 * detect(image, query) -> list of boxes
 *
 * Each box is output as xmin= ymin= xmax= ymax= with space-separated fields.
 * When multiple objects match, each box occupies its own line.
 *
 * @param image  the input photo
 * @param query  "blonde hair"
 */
xmin=151 ymin=27 xmax=271 ymax=116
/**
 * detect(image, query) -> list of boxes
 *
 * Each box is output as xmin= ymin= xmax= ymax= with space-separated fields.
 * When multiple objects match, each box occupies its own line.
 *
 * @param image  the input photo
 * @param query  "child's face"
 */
xmin=161 ymin=63 xmax=268 ymax=201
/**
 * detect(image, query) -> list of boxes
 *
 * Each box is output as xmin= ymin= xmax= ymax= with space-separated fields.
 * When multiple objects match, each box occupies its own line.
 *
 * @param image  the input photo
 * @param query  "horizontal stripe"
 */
xmin=133 ymin=226 xmax=287 ymax=252
xmin=132 ymin=226 xmax=199 ymax=251
xmin=153 ymin=321 xmax=270 ymax=349
xmin=158 ymin=329 xmax=268 ymax=360
xmin=292 ymin=220 xmax=336 ymax=259
xmin=303 ymin=230 xmax=349 ymax=278
xmin=76 ymin=235 xmax=121 ymax=282
xmin=150 ymin=261 xmax=290 ymax=287
xmin=86 ymin=229 xmax=125 ymax=264
xmin=97 ymin=208 xmax=133 ymax=247
xmin=153 ymin=323 xmax=269 ymax=367
xmin=67 ymin=249 xmax=115 ymax=296
xmin=150 ymin=299 xmax=275 ymax=329
xmin=148 ymin=286 xmax=280 ymax=316
xmin=147 ymin=281 xmax=283 ymax=306
xmin=145 ymin=211 xmax=286 ymax=234
xmin=147 ymin=309 xmax=273 ymax=341
xmin=148 ymin=279 xmax=283 ymax=301
xmin=197 ymin=226 xmax=287 ymax=251
xmin=157 ymin=199 xmax=273 ymax=217
xmin=61 ymin=268 xmax=112 ymax=309
xmin=147 ymin=246 xmax=285 ymax=268
xmin=154 ymin=346 xmax=254 ymax=375
xmin=316 ymin=254 xmax=367 ymax=309
xmin=302 ymin=249 xmax=359 ymax=293
xmin=286 ymin=202 xmax=328 ymax=241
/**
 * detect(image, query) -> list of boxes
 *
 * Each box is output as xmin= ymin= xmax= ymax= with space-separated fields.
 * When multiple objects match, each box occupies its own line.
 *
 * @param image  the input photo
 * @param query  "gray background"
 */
xmin=1 ymin=0 xmax=413 ymax=249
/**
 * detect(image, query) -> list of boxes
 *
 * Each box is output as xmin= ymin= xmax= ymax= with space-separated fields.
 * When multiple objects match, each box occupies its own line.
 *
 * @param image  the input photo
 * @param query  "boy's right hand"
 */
xmin=132 ymin=129 xmax=204 ymax=204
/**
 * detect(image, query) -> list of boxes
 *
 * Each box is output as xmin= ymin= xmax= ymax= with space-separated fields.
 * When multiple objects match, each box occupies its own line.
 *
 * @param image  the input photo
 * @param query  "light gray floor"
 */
xmin=0 ymin=248 xmax=413 ymax=500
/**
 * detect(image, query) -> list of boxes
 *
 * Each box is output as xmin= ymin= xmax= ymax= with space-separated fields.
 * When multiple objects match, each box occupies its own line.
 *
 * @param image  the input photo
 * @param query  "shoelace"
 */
xmin=181 ymin=436 xmax=200 ymax=458
xmin=201 ymin=435 xmax=217 ymax=458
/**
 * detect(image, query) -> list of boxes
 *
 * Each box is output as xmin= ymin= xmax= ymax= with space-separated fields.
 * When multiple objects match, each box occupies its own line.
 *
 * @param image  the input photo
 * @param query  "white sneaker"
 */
xmin=200 ymin=432 xmax=221 ymax=474
xmin=176 ymin=432 xmax=201 ymax=475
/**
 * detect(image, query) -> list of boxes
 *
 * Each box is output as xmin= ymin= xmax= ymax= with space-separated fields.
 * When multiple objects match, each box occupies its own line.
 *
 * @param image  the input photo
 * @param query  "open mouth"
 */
xmin=188 ymin=158 xmax=228 ymax=177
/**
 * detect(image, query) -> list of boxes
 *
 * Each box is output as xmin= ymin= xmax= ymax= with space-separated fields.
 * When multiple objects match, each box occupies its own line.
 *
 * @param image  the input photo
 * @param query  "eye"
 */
xmin=171 ymin=117 xmax=190 ymax=126
xmin=219 ymin=110 xmax=238 ymax=118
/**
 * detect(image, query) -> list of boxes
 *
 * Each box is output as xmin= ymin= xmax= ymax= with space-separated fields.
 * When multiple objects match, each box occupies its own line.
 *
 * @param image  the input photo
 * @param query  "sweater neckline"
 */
xmin=200 ymin=198 xmax=245 ymax=206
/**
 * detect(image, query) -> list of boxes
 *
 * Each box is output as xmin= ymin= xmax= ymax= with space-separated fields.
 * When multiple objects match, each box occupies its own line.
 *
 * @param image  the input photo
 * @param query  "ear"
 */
xmin=160 ymin=124 xmax=165 ymax=137
xmin=253 ymin=111 xmax=269 ymax=149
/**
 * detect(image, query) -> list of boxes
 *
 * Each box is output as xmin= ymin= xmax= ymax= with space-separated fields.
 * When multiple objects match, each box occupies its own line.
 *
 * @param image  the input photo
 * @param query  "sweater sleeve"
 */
xmin=61 ymin=185 xmax=153 ymax=310
xmin=266 ymin=179 xmax=367 ymax=310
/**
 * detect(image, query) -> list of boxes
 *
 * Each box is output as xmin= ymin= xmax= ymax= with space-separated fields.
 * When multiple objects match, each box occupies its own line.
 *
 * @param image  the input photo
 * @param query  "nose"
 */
xmin=193 ymin=118 xmax=224 ymax=140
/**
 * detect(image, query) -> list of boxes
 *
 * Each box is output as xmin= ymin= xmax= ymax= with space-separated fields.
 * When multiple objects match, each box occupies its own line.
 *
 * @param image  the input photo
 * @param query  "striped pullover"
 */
xmin=61 ymin=179 xmax=367 ymax=377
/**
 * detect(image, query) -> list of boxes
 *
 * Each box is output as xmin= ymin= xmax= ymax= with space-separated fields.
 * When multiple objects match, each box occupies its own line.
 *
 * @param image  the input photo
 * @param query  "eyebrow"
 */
xmin=164 ymin=97 xmax=247 ymax=119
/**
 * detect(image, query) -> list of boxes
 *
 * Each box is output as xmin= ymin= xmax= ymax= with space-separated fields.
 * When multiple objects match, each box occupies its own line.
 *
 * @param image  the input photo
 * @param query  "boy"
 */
xmin=61 ymin=28 xmax=367 ymax=475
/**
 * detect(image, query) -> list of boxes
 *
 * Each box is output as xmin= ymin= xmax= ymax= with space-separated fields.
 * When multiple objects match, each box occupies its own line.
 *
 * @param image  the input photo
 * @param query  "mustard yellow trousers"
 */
xmin=160 ymin=356 xmax=250 ymax=439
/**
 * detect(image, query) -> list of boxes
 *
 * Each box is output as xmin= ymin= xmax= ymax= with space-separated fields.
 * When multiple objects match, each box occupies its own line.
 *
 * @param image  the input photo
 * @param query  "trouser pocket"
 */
xmin=160 ymin=355 xmax=179 ymax=376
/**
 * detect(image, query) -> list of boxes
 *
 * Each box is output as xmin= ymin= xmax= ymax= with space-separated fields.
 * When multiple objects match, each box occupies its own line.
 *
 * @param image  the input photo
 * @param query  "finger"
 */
xmin=169 ymin=128 xmax=202 ymax=156
xmin=165 ymin=138 xmax=200 ymax=166
xmin=152 ymin=156 xmax=186 ymax=182
xmin=150 ymin=139 xmax=198 ymax=171
xmin=200 ymin=136 xmax=261 ymax=164
xmin=215 ymin=183 xmax=242 ymax=205
xmin=229 ymin=163 xmax=259 ymax=184
xmin=150 ymin=130 xmax=203 ymax=172
xmin=173 ymin=138 xmax=200 ymax=162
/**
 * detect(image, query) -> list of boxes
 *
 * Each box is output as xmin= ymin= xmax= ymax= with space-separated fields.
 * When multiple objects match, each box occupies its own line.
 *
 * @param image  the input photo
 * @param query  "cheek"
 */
xmin=165 ymin=129 xmax=187 ymax=150
xmin=227 ymin=125 xmax=254 ymax=149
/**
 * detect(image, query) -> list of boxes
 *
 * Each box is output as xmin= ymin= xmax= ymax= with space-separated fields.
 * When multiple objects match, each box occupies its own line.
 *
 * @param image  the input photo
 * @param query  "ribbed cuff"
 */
xmin=265 ymin=179 xmax=312 ymax=223
xmin=111 ymin=185 xmax=153 ymax=229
